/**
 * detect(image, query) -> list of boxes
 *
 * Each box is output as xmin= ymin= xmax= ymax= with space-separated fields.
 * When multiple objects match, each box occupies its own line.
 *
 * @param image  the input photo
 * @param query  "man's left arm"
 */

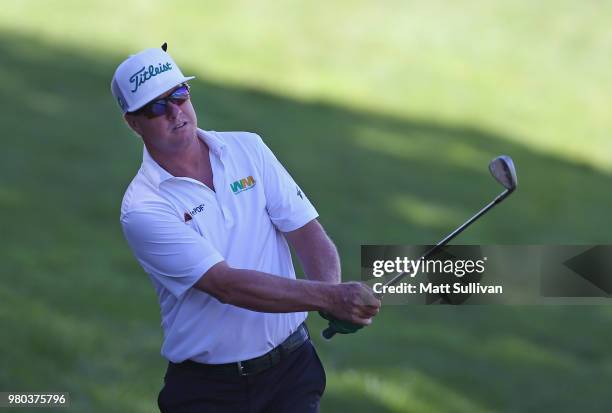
xmin=286 ymin=220 xmax=371 ymax=337
xmin=253 ymin=134 xmax=339 ymax=283
xmin=284 ymin=219 xmax=341 ymax=284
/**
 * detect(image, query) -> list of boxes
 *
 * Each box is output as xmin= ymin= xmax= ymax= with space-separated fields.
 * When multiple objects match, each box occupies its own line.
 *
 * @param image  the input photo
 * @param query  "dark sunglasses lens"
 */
xmin=139 ymin=85 xmax=190 ymax=118
xmin=171 ymin=86 xmax=190 ymax=100
xmin=149 ymin=102 xmax=167 ymax=117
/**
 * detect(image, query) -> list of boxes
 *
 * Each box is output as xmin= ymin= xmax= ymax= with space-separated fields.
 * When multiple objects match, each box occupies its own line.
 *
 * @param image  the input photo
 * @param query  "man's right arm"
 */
xmin=122 ymin=204 xmax=380 ymax=325
xmin=195 ymin=262 xmax=380 ymax=326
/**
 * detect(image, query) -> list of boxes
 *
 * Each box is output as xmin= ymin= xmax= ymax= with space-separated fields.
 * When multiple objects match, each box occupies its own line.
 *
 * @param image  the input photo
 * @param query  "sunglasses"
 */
xmin=133 ymin=84 xmax=191 ymax=118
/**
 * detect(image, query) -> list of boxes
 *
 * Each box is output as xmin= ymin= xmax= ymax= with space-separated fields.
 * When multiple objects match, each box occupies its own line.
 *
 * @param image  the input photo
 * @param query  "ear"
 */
xmin=124 ymin=113 xmax=143 ymax=136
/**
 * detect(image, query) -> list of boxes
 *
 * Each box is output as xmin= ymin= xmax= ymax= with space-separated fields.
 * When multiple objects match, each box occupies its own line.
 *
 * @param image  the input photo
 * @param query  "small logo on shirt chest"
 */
xmin=185 ymin=203 xmax=205 ymax=222
xmin=230 ymin=175 xmax=256 ymax=194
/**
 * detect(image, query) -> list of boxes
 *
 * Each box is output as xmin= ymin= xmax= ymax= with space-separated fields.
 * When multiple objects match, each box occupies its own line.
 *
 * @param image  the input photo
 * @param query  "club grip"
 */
xmin=321 ymin=327 xmax=336 ymax=340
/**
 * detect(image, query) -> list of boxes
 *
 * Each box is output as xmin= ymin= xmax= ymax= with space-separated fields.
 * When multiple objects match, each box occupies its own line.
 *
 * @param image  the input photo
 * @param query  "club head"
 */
xmin=489 ymin=155 xmax=517 ymax=191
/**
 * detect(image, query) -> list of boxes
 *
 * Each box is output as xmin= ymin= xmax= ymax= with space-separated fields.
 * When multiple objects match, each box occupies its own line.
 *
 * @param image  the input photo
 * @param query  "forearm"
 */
xmin=285 ymin=220 xmax=341 ymax=284
xmin=298 ymin=239 xmax=341 ymax=284
xmin=196 ymin=261 xmax=380 ymax=324
xmin=196 ymin=263 xmax=337 ymax=313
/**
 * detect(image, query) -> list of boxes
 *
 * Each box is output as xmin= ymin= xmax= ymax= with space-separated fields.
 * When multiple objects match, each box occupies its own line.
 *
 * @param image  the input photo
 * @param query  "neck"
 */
xmin=145 ymin=132 xmax=209 ymax=179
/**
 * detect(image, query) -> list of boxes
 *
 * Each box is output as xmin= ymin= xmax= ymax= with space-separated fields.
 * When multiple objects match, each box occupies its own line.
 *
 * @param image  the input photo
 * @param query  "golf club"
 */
xmin=321 ymin=155 xmax=518 ymax=339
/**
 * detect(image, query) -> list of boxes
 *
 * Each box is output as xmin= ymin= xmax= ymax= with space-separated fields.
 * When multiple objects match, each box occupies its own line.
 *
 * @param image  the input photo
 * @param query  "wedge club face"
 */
xmin=489 ymin=155 xmax=517 ymax=191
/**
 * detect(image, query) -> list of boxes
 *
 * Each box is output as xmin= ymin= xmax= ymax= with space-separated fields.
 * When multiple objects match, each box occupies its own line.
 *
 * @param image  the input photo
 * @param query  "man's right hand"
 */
xmin=327 ymin=282 xmax=381 ymax=325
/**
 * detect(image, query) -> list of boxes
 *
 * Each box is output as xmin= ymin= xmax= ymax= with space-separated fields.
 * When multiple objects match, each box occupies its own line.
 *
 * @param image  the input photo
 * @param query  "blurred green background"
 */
xmin=1 ymin=1 xmax=612 ymax=412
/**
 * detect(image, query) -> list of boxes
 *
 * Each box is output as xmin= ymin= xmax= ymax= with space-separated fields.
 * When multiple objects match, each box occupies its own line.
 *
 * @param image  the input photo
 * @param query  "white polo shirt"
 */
xmin=120 ymin=129 xmax=318 ymax=363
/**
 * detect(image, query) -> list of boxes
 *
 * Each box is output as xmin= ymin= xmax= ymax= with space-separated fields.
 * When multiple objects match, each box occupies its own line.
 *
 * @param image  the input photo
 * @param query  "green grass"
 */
xmin=1 ymin=2 xmax=612 ymax=412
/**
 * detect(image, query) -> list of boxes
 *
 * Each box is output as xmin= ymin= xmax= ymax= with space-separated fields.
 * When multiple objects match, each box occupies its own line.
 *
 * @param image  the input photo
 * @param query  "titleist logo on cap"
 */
xmin=129 ymin=62 xmax=173 ymax=93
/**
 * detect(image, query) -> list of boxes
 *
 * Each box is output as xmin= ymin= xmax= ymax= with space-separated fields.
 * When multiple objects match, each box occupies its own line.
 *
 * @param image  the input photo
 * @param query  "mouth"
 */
xmin=173 ymin=121 xmax=188 ymax=131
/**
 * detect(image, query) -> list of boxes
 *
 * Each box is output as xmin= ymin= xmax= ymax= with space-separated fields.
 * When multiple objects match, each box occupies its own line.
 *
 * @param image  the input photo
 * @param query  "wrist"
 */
xmin=317 ymin=282 xmax=339 ymax=313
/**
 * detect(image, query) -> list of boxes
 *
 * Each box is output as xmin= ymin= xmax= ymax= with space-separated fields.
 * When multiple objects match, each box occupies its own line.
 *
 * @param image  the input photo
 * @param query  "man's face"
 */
xmin=124 ymin=84 xmax=198 ymax=150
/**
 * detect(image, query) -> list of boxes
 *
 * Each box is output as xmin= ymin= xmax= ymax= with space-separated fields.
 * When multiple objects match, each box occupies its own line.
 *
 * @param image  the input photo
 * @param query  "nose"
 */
xmin=165 ymin=100 xmax=181 ymax=119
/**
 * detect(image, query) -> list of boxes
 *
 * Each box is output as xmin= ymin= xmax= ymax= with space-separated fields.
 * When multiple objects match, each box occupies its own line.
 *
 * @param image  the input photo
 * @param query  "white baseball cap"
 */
xmin=111 ymin=44 xmax=195 ymax=113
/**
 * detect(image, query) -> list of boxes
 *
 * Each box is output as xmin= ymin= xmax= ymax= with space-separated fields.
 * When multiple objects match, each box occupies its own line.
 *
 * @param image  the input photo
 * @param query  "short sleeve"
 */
xmin=255 ymin=135 xmax=319 ymax=232
xmin=121 ymin=202 xmax=224 ymax=298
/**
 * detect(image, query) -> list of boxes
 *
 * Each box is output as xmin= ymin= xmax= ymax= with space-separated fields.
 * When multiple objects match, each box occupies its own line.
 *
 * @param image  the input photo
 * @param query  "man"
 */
xmin=112 ymin=44 xmax=381 ymax=413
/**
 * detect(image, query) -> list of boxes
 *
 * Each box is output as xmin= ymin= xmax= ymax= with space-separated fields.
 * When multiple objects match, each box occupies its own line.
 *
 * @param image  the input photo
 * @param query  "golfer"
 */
xmin=112 ymin=44 xmax=381 ymax=413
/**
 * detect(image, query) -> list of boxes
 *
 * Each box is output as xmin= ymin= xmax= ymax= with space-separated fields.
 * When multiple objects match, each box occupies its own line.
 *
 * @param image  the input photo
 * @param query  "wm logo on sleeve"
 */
xmin=230 ymin=176 xmax=256 ymax=194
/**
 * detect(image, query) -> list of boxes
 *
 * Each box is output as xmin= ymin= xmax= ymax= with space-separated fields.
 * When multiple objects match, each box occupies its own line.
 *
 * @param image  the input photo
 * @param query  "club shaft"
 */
xmin=376 ymin=188 xmax=511 ymax=298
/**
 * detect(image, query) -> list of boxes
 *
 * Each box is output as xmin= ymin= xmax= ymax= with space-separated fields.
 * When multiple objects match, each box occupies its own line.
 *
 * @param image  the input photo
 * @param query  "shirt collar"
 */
xmin=141 ymin=128 xmax=227 ymax=189
xmin=197 ymin=128 xmax=227 ymax=158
